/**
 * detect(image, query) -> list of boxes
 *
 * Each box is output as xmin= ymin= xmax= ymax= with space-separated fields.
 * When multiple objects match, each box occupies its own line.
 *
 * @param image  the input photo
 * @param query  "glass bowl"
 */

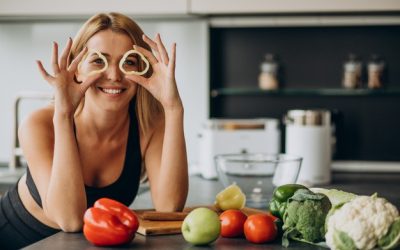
xmin=215 ymin=153 xmax=302 ymax=208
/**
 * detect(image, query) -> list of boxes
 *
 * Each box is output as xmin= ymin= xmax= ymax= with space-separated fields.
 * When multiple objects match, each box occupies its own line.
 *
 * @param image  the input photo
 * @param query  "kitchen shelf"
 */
xmin=191 ymin=0 xmax=400 ymax=14
xmin=211 ymin=87 xmax=400 ymax=97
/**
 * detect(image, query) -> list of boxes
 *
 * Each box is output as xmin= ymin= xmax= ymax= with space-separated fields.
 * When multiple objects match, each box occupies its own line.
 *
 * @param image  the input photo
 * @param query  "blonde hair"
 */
xmin=68 ymin=12 xmax=163 ymax=136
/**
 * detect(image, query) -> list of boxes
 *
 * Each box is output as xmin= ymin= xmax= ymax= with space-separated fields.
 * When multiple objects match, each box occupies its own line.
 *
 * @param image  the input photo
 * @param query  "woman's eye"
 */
xmin=92 ymin=58 xmax=105 ymax=65
xmin=124 ymin=59 xmax=138 ymax=66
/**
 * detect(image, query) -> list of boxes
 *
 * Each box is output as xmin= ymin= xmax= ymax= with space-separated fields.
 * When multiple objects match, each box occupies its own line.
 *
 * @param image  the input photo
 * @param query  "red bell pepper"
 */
xmin=83 ymin=198 xmax=139 ymax=246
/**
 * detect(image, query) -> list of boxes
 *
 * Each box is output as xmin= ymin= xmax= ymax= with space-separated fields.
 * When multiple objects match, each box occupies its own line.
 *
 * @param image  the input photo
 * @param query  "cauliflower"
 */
xmin=325 ymin=195 xmax=399 ymax=250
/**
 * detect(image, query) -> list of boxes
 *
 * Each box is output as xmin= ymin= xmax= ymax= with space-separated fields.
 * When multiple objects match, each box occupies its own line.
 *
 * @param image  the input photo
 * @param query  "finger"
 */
xmin=133 ymin=45 xmax=158 ymax=66
xmin=52 ymin=42 xmax=60 ymax=74
xmin=79 ymin=73 xmax=101 ymax=94
xmin=156 ymin=34 xmax=169 ymax=65
xmin=68 ymin=47 xmax=88 ymax=72
xmin=142 ymin=34 xmax=162 ymax=62
xmin=125 ymin=74 xmax=148 ymax=88
xmin=168 ymin=43 xmax=176 ymax=73
xmin=59 ymin=37 xmax=72 ymax=69
xmin=36 ymin=60 xmax=54 ymax=83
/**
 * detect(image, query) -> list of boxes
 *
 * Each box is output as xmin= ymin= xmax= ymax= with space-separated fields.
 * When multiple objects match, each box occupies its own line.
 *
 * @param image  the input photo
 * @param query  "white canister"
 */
xmin=284 ymin=110 xmax=332 ymax=186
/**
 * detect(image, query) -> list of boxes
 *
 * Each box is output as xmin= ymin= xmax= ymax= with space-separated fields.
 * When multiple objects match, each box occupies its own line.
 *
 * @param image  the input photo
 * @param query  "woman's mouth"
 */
xmin=97 ymin=87 xmax=127 ymax=95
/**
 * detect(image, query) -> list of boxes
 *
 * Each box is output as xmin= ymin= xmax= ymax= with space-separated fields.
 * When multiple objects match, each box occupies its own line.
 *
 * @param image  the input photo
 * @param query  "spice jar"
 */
xmin=342 ymin=53 xmax=362 ymax=89
xmin=367 ymin=54 xmax=385 ymax=89
xmin=258 ymin=53 xmax=279 ymax=90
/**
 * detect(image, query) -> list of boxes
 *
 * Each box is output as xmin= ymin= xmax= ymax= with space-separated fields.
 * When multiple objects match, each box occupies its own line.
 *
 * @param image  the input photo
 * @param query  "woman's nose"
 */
xmin=106 ymin=63 xmax=122 ymax=82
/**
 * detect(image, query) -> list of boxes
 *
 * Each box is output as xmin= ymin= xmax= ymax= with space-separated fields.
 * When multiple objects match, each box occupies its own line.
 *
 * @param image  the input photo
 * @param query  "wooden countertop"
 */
xmin=24 ymin=173 xmax=400 ymax=250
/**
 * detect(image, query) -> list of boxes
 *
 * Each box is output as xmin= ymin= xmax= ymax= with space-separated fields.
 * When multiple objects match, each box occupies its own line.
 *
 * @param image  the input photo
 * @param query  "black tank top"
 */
xmin=25 ymin=103 xmax=142 ymax=208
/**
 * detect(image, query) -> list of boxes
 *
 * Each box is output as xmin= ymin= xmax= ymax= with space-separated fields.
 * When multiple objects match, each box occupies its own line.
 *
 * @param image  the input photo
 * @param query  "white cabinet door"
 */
xmin=0 ymin=0 xmax=188 ymax=18
xmin=190 ymin=0 xmax=400 ymax=14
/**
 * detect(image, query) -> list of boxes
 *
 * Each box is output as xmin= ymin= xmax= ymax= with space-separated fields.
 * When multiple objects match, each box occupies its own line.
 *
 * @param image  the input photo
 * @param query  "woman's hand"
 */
xmin=36 ymin=38 xmax=100 ymax=117
xmin=125 ymin=34 xmax=183 ymax=112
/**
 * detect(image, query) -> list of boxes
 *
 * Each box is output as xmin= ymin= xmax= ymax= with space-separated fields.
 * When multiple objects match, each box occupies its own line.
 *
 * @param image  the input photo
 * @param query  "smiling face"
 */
xmin=77 ymin=29 xmax=139 ymax=112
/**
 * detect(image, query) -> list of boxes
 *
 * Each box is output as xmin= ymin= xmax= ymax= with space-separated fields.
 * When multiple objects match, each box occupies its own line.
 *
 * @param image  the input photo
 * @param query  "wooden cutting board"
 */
xmin=134 ymin=206 xmax=268 ymax=236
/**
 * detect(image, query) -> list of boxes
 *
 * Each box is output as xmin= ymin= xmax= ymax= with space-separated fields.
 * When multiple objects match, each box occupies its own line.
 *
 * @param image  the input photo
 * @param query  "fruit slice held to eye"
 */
xmin=215 ymin=184 xmax=246 ymax=211
xmin=78 ymin=50 xmax=108 ymax=76
xmin=119 ymin=48 xmax=149 ymax=76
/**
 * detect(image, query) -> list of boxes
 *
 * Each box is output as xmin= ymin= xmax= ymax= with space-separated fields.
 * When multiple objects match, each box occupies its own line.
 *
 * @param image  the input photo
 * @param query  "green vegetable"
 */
xmin=332 ymin=230 xmax=357 ymax=250
xmin=310 ymin=188 xmax=357 ymax=207
xmin=274 ymin=217 xmax=284 ymax=237
xmin=378 ymin=217 xmax=400 ymax=250
xmin=310 ymin=187 xmax=358 ymax=233
xmin=282 ymin=189 xmax=332 ymax=246
xmin=269 ymin=184 xmax=308 ymax=219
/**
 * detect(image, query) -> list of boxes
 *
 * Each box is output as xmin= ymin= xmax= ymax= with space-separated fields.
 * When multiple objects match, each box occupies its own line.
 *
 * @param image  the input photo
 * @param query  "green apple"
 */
xmin=181 ymin=207 xmax=221 ymax=245
xmin=215 ymin=184 xmax=246 ymax=211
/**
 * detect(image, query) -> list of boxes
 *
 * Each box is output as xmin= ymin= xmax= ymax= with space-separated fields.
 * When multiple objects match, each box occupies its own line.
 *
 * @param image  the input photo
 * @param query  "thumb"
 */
xmin=80 ymin=73 xmax=101 ymax=94
xmin=125 ymin=74 xmax=148 ymax=89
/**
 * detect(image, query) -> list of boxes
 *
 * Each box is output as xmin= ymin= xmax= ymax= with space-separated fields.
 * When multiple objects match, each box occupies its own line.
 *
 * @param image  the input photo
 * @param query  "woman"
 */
xmin=0 ymin=12 xmax=188 ymax=249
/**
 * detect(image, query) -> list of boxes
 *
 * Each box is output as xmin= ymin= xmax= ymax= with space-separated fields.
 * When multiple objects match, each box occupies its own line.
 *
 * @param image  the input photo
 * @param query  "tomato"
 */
xmin=219 ymin=209 xmax=247 ymax=238
xmin=244 ymin=214 xmax=278 ymax=244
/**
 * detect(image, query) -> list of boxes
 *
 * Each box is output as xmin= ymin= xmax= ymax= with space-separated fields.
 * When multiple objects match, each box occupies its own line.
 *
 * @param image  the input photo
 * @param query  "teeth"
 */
xmin=102 ymin=88 xmax=123 ymax=94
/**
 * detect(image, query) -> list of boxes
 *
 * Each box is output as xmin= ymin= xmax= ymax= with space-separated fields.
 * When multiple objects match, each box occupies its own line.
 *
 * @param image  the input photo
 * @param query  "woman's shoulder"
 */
xmin=18 ymin=105 xmax=55 ymax=139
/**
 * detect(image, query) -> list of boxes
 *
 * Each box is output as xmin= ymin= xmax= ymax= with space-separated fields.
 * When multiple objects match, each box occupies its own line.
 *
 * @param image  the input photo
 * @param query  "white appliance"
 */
xmin=285 ymin=110 xmax=332 ymax=186
xmin=197 ymin=119 xmax=281 ymax=179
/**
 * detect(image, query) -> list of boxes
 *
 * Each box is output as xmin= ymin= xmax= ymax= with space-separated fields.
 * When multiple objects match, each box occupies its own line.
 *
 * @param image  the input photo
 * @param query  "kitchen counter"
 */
xmin=24 ymin=172 xmax=400 ymax=250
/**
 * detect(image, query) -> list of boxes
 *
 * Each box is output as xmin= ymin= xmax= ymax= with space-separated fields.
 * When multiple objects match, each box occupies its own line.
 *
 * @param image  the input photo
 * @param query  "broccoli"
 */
xmin=282 ymin=189 xmax=332 ymax=247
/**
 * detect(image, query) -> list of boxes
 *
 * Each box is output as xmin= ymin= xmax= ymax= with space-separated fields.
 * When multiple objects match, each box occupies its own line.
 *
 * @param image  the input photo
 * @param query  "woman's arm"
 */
xmin=22 ymin=38 xmax=99 ymax=231
xmin=19 ymin=107 xmax=86 ymax=232
xmin=144 ymin=107 xmax=188 ymax=212
xmin=126 ymin=34 xmax=188 ymax=211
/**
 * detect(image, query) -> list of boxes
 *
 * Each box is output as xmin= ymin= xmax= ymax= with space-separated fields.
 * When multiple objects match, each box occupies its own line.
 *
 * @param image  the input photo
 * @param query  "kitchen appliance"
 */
xmin=197 ymin=119 xmax=281 ymax=179
xmin=284 ymin=110 xmax=332 ymax=186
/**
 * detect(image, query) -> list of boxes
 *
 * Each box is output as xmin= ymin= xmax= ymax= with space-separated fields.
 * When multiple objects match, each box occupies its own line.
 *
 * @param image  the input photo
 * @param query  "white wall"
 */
xmin=0 ymin=18 xmax=208 ymax=167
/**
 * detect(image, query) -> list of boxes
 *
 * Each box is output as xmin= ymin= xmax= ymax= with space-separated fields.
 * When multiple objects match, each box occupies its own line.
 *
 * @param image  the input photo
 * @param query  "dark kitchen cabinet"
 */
xmin=209 ymin=20 xmax=400 ymax=161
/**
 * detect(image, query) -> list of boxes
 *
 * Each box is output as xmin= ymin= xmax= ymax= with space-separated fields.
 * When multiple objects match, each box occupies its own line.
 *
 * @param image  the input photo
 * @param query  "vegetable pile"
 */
xmin=269 ymin=185 xmax=400 ymax=249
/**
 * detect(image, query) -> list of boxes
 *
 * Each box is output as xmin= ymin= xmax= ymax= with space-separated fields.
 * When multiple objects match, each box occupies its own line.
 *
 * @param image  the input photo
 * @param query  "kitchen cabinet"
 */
xmin=190 ymin=0 xmax=400 ymax=14
xmin=2 ymin=0 xmax=400 ymax=19
xmin=0 ymin=0 xmax=188 ymax=19
xmin=209 ymin=23 xmax=400 ymax=162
